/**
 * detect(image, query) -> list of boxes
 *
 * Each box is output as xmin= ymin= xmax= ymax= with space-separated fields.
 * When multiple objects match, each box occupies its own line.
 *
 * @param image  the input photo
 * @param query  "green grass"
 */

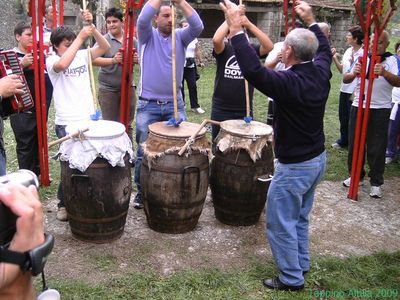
xmin=39 ymin=252 xmax=400 ymax=299
xmin=4 ymin=64 xmax=400 ymax=298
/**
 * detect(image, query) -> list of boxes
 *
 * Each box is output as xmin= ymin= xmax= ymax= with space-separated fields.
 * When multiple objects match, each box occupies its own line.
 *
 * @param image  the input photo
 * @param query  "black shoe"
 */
xmin=133 ymin=193 xmax=143 ymax=209
xmin=262 ymin=277 xmax=304 ymax=291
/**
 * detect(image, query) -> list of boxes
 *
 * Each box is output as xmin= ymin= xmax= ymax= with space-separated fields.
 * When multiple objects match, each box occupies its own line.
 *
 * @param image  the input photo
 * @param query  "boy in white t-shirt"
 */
xmin=46 ymin=9 xmax=110 ymax=221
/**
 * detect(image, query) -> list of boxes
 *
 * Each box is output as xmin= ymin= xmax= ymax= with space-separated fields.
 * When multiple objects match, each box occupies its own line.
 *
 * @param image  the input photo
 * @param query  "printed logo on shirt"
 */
xmin=63 ymin=64 xmax=87 ymax=77
xmin=224 ymin=56 xmax=243 ymax=79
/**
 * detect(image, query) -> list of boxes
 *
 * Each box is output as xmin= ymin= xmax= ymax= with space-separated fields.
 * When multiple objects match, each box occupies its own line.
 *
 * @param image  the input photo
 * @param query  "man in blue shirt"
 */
xmin=134 ymin=0 xmax=203 ymax=208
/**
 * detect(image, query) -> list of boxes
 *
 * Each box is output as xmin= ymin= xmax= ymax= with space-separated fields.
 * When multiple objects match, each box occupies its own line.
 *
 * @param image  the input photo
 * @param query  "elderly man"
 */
xmin=133 ymin=0 xmax=203 ymax=209
xmin=342 ymin=30 xmax=400 ymax=198
xmin=220 ymin=0 xmax=331 ymax=291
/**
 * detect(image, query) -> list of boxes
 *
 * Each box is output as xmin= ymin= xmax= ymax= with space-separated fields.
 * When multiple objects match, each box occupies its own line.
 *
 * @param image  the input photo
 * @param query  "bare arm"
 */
xmin=376 ymin=64 xmax=400 ymax=87
xmin=52 ymin=27 xmax=89 ymax=73
xmin=332 ymin=53 xmax=343 ymax=73
xmin=90 ymin=28 xmax=111 ymax=60
xmin=213 ymin=21 xmax=228 ymax=55
xmin=241 ymin=16 xmax=273 ymax=56
xmin=195 ymin=44 xmax=205 ymax=68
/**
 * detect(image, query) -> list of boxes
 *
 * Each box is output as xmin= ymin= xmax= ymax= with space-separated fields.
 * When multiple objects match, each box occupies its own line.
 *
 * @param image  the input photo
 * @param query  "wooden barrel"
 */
xmin=62 ymin=156 xmax=132 ymax=243
xmin=210 ymin=120 xmax=274 ymax=226
xmin=141 ymin=121 xmax=210 ymax=233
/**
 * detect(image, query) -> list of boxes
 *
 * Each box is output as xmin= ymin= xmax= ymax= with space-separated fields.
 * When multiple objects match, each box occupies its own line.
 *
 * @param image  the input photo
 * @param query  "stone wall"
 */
xmin=0 ymin=0 xmax=26 ymax=50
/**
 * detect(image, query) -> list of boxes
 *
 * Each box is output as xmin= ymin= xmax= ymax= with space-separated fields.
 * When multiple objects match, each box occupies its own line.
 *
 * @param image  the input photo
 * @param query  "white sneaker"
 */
xmin=192 ymin=107 xmax=205 ymax=114
xmin=369 ymin=186 xmax=382 ymax=198
xmin=56 ymin=207 xmax=68 ymax=221
xmin=331 ymin=142 xmax=344 ymax=150
xmin=385 ymin=157 xmax=394 ymax=165
xmin=343 ymin=177 xmax=364 ymax=187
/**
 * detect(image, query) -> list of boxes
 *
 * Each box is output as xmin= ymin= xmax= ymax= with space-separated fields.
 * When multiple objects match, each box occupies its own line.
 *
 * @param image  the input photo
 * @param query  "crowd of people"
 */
xmin=0 ymin=0 xmax=399 ymax=296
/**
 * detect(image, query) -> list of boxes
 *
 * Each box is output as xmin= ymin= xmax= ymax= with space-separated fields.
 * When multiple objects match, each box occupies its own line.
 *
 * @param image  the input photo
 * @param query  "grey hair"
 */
xmin=317 ymin=22 xmax=330 ymax=37
xmin=285 ymin=28 xmax=319 ymax=62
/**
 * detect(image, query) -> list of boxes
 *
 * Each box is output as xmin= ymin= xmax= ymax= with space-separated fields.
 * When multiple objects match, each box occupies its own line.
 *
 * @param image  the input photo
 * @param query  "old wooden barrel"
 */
xmin=210 ymin=120 xmax=274 ymax=226
xmin=61 ymin=120 xmax=133 ymax=243
xmin=141 ymin=121 xmax=211 ymax=233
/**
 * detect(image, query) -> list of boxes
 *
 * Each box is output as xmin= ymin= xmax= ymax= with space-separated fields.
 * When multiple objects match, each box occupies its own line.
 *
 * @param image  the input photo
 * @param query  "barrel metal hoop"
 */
xmin=147 ymin=199 xmax=205 ymax=209
xmin=67 ymin=211 xmax=128 ymax=224
xmin=142 ymin=160 xmax=209 ymax=174
xmin=71 ymin=227 xmax=123 ymax=237
xmin=214 ymin=153 xmax=266 ymax=167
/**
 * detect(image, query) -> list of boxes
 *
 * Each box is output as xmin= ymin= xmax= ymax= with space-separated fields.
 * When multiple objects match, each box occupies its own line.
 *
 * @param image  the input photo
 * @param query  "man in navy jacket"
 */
xmin=220 ymin=0 xmax=331 ymax=291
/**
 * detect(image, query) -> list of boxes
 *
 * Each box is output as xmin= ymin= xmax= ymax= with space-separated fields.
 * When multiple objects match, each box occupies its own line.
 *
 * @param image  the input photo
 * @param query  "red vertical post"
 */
xmin=31 ymin=0 xmax=50 ymax=186
xmin=52 ymin=0 xmax=57 ymax=28
xmin=59 ymin=0 xmax=64 ymax=25
xmin=347 ymin=0 xmax=373 ymax=200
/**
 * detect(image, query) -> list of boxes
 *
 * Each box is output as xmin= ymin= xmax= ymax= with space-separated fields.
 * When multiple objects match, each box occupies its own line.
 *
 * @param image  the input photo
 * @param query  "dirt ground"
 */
xmin=43 ymin=178 xmax=400 ymax=284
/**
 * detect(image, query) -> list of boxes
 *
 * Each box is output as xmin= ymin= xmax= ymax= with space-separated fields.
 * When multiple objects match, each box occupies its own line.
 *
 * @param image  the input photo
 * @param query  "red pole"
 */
xmin=348 ymin=0 xmax=373 ymax=200
xmin=38 ymin=0 xmax=50 ymax=186
xmin=52 ymin=0 xmax=57 ymax=28
xmin=120 ymin=0 xmax=131 ymax=129
xmin=59 ymin=0 xmax=64 ymax=25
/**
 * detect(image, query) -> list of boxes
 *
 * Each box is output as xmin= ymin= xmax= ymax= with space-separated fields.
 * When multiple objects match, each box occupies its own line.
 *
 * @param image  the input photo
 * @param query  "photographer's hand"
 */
xmin=0 ymin=185 xmax=44 ymax=299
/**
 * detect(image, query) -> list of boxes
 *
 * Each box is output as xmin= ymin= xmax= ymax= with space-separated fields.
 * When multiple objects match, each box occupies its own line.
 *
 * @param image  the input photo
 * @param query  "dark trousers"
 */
xmin=386 ymin=103 xmax=400 ymax=158
xmin=348 ymin=106 xmax=390 ymax=186
xmin=10 ymin=111 xmax=40 ymax=175
xmin=336 ymin=92 xmax=352 ymax=147
xmin=55 ymin=125 xmax=67 ymax=208
xmin=181 ymin=66 xmax=200 ymax=109
xmin=211 ymin=106 xmax=253 ymax=141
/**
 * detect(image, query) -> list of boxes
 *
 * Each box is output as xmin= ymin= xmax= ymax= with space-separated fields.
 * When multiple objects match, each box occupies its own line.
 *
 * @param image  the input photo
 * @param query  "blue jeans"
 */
xmin=0 ymin=147 xmax=6 ymax=176
xmin=55 ymin=125 xmax=67 ymax=208
xmin=266 ymin=151 xmax=326 ymax=286
xmin=134 ymin=98 xmax=186 ymax=197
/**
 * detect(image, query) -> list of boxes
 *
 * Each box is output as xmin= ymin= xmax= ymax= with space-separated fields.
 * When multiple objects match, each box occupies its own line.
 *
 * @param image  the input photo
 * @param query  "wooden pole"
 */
xmin=178 ymin=119 xmax=220 ymax=156
xmin=48 ymin=128 xmax=89 ymax=148
xmin=171 ymin=3 xmax=178 ymax=120
xmin=87 ymin=46 xmax=97 ymax=112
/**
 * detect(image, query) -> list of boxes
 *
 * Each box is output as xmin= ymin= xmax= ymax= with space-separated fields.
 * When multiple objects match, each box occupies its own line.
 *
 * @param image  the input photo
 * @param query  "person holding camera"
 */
xmin=0 ymin=184 xmax=44 ymax=299
xmin=0 ymin=75 xmax=24 ymax=176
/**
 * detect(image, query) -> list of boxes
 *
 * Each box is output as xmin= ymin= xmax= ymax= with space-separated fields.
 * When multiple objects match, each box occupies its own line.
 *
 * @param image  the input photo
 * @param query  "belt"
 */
xmin=139 ymin=97 xmax=170 ymax=105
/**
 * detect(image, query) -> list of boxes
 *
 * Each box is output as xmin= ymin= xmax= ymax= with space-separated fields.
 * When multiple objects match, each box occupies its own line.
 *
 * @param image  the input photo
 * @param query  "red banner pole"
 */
xmin=120 ymin=0 xmax=130 ymax=129
xmin=59 ymin=0 xmax=64 ymax=25
xmin=348 ymin=0 xmax=373 ymax=200
xmin=52 ymin=0 xmax=57 ymax=28
xmin=38 ymin=0 xmax=50 ymax=186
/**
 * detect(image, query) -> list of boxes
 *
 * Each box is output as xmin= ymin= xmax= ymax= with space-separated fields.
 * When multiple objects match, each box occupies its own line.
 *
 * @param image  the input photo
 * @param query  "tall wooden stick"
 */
xmin=171 ymin=3 xmax=178 ymax=120
xmin=239 ymin=0 xmax=251 ymax=119
xmin=178 ymin=119 xmax=221 ymax=156
xmin=48 ymin=128 xmax=89 ymax=148
xmin=87 ymin=46 xmax=97 ymax=112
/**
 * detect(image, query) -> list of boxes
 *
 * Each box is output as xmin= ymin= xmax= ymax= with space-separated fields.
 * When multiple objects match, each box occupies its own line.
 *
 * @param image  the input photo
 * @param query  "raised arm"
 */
xmin=241 ymin=15 xmax=273 ymax=56
xmin=90 ymin=29 xmax=111 ymax=60
xmin=52 ymin=26 xmax=91 ymax=73
xmin=213 ymin=21 xmax=229 ymax=55
xmin=137 ymin=0 xmax=158 ymax=44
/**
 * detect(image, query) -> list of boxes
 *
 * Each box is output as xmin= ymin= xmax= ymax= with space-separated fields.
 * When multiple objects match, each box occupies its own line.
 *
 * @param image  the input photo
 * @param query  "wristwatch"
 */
xmin=0 ymin=233 xmax=54 ymax=276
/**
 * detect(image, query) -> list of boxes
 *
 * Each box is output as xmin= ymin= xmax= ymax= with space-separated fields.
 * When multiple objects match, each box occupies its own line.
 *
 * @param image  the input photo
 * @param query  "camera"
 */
xmin=0 ymin=170 xmax=39 ymax=245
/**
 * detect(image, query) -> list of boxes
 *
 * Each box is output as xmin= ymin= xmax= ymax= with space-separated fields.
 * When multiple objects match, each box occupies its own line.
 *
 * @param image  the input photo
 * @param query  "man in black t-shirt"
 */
xmin=211 ymin=18 xmax=273 ymax=143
